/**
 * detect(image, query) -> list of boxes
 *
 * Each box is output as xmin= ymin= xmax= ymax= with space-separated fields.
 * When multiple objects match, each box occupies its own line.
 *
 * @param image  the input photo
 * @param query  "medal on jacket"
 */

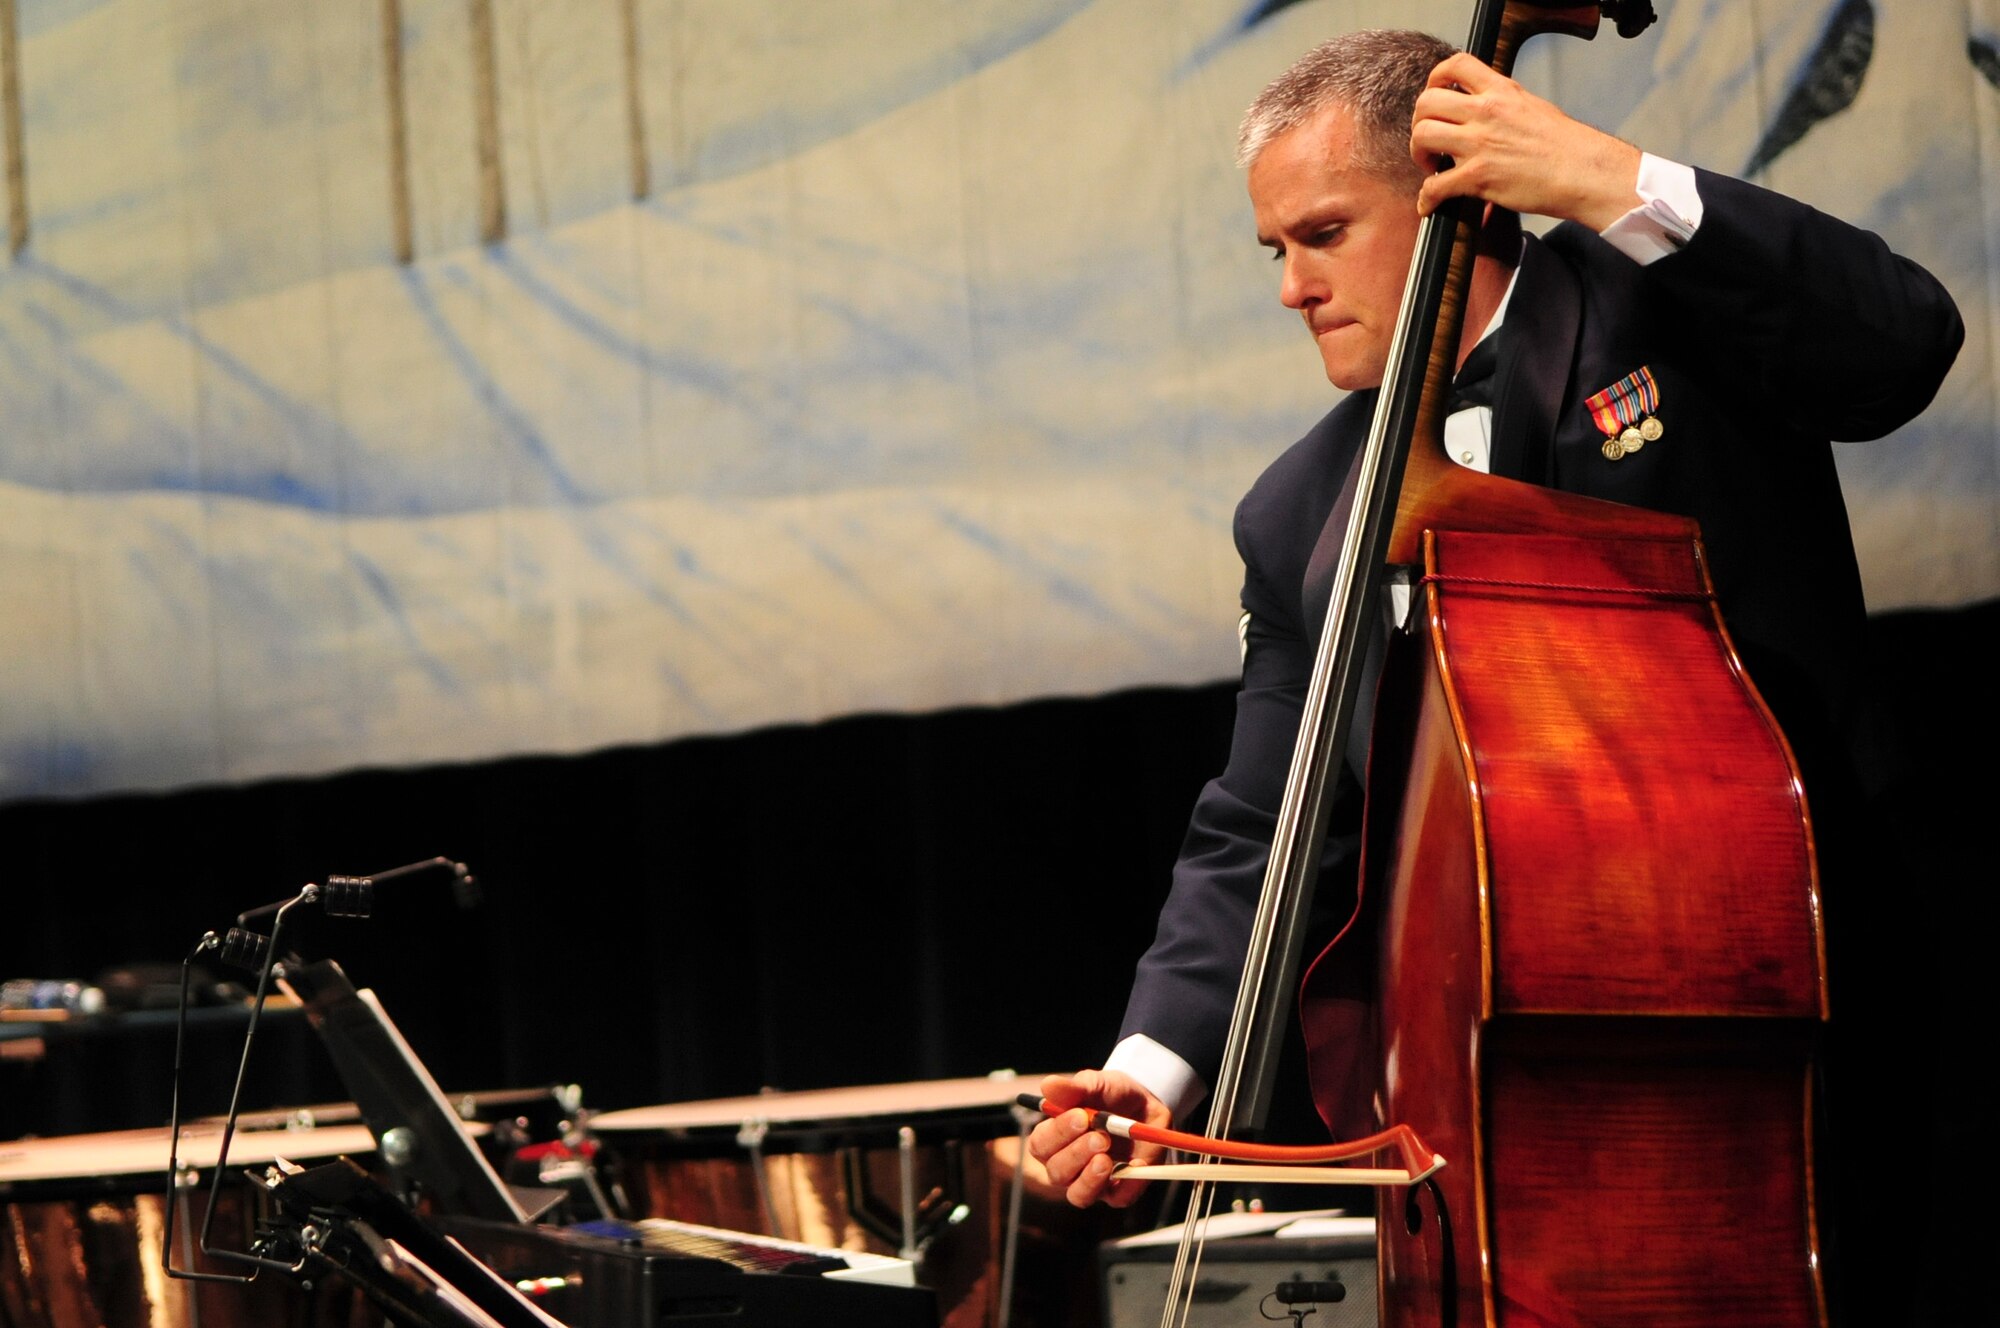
xmin=1585 ymin=367 xmax=1663 ymax=461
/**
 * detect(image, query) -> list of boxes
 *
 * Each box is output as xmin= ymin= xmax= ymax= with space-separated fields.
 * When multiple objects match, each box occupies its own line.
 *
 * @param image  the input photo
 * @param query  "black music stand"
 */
xmin=277 ymin=958 xmax=561 ymax=1225
xmin=262 ymin=1156 xmax=562 ymax=1328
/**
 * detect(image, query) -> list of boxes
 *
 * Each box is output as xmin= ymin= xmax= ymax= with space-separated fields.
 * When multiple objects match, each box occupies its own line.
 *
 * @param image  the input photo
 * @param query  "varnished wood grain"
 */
xmin=1338 ymin=8 xmax=1828 ymax=1316
xmin=1360 ymin=530 xmax=1827 ymax=1328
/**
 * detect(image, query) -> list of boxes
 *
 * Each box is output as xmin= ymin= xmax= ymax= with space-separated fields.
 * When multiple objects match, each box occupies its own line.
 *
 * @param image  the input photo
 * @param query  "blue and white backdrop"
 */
xmin=1 ymin=0 xmax=1992 ymax=801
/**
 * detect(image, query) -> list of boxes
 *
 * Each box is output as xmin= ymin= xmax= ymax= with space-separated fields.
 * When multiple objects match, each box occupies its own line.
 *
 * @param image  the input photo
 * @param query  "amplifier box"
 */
xmin=1098 ymin=1220 xmax=1376 ymax=1328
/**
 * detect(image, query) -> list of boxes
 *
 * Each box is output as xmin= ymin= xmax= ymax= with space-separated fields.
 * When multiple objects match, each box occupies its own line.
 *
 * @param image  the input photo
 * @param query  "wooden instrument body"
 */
xmin=1359 ymin=526 xmax=1830 ymax=1327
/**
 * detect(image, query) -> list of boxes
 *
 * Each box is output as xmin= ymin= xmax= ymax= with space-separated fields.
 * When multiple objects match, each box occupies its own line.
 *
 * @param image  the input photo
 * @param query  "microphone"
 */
xmin=234 ymin=857 xmax=475 ymax=927
xmin=321 ymin=875 xmax=373 ymax=918
xmin=446 ymin=859 xmax=480 ymax=910
xmin=217 ymin=926 xmax=272 ymax=973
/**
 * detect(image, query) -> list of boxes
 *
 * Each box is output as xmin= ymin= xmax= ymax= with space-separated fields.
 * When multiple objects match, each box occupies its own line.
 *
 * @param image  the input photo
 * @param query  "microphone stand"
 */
xmin=160 ymin=855 xmax=475 ymax=1285
xmin=232 ymin=856 xmax=476 ymax=931
xmin=163 ymin=884 xmax=318 ymax=1282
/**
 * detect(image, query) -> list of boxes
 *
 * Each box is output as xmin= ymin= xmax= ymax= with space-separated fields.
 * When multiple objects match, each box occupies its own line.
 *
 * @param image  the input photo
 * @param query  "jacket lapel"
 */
xmin=1302 ymin=390 xmax=1375 ymax=647
xmin=1297 ymin=391 xmax=1386 ymax=780
xmin=1488 ymin=234 xmax=1582 ymax=485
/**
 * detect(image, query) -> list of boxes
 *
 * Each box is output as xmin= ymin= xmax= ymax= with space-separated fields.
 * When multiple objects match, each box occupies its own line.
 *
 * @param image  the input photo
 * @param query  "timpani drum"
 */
xmin=0 ymin=1119 xmax=385 ymax=1328
xmin=200 ymin=1084 xmax=589 ymax=1202
xmin=590 ymin=1073 xmax=1043 ymax=1328
xmin=203 ymin=1084 xmax=581 ymax=1140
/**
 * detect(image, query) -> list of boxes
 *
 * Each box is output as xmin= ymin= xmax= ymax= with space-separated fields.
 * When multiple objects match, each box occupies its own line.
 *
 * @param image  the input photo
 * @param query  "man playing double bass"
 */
xmin=1028 ymin=27 xmax=1961 ymax=1326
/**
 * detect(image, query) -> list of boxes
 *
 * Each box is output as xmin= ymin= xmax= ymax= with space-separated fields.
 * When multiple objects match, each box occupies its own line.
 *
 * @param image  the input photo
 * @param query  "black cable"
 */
xmin=1407 ymin=1175 xmax=1456 ymax=1326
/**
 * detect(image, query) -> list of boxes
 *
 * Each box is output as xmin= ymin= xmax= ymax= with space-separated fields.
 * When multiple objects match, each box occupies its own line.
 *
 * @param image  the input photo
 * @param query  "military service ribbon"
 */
xmin=1584 ymin=367 xmax=1664 ymax=461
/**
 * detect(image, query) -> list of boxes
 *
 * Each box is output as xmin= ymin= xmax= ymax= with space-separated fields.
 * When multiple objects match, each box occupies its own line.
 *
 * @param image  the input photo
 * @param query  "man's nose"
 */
xmin=1278 ymin=252 xmax=1321 ymax=310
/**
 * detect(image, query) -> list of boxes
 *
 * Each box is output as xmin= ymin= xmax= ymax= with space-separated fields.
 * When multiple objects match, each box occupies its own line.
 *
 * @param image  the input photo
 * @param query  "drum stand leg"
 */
xmin=735 ymin=1118 xmax=783 ymax=1240
xmin=865 ymin=1118 xmax=1030 ymax=1328
xmin=174 ymin=1180 xmax=204 ymax=1328
xmin=832 ymin=1110 xmax=1031 ymax=1328
xmin=843 ymin=1138 xmax=966 ymax=1256
xmin=995 ymin=1101 xmax=1033 ymax=1328
xmin=898 ymin=1126 xmax=920 ymax=1260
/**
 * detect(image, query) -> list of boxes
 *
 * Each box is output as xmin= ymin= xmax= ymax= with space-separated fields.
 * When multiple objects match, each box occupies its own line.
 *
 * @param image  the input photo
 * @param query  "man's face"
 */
xmin=1249 ymin=103 xmax=1421 ymax=391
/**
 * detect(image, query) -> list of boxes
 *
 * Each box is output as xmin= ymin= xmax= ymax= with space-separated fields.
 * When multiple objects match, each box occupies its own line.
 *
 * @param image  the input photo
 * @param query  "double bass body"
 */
xmin=1352 ymin=526 xmax=1830 ymax=1326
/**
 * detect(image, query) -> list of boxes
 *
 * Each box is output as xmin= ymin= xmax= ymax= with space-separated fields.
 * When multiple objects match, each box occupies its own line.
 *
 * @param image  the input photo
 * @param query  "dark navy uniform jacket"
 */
xmin=1119 ymin=169 xmax=1965 ymax=1097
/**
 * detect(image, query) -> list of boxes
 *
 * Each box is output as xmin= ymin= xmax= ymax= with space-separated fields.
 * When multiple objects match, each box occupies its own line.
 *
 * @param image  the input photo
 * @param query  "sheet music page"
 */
xmin=442 ymin=1236 xmax=570 ymax=1328
xmin=380 ymin=1239 xmax=511 ymax=1327
xmin=1273 ymin=1214 xmax=1377 ymax=1240
xmin=1110 ymin=1207 xmax=1346 ymax=1247
xmin=355 ymin=987 xmax=528 ymax=1222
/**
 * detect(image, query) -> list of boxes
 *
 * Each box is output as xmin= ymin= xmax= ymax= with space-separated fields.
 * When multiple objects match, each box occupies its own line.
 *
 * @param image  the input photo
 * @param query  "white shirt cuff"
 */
xmin=1105 ymin=1034 xmax=1206 ymax=1123
xmin=1598 ymin=153 xmax=1703 ymax=265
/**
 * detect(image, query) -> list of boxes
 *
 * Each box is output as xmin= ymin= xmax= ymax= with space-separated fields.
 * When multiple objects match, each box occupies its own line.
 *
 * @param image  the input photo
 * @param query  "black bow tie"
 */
xmin=1447 ymin=334 xmax=1500 ymax=414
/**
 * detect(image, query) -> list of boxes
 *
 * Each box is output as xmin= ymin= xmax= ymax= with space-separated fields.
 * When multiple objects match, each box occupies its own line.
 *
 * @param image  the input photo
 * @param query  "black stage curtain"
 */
xmin=1 ymin=599 xmax=1988 ymax=1313
xmin=0 ymin=679 xmax=1238 ymax=1134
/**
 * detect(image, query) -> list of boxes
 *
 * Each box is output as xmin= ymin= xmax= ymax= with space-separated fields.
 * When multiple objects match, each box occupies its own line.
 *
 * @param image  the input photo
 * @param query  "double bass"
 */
xmin=1133 ymin=3 xmax=1835 ymax=1326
